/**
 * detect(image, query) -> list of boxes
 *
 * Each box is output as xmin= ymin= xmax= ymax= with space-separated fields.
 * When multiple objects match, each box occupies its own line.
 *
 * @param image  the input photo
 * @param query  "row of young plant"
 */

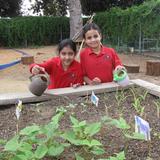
xmin=0 ymin=106 xmax=146 ymax=159
xmin=0 ymin=87 xmax=159 ymax=159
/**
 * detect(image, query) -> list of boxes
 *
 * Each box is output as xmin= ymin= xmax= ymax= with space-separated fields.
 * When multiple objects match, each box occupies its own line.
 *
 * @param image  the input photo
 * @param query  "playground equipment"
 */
xmin=0 ymin=49 xmax=31 ymax=70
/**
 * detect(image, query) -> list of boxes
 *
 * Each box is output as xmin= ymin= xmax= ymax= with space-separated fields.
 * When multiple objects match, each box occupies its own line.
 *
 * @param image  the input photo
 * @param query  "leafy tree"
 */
xmin=81 ymin=0 xmax=145 ymax=15
xmin=30 ymin=0 xmax=145 ymax=16
xmin=0 ymin=0 xmax=22 ymax=17
xmin=31 ymin=0 xmax=68 ymax=16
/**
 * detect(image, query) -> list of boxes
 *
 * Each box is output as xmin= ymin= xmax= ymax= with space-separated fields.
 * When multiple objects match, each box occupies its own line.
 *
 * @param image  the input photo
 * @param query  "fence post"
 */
xmin=138 ymin=22 xmax=142 ymax=54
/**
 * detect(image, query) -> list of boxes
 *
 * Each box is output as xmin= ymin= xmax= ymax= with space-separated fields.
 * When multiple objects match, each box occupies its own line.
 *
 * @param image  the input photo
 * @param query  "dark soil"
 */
xmin=0 ymin=86 xmax=160 ymax=160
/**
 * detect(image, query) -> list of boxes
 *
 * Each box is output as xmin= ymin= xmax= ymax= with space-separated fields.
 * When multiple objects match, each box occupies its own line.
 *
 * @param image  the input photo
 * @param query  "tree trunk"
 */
xmin=68 ymin=0 xmax=83 ymax=39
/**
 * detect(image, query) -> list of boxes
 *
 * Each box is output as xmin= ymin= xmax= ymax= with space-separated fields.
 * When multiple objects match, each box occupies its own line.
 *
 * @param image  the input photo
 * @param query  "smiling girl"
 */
xmin=80 ymin=23 xmax=125 ymax=85
xmin=30 ymin=39 xmax=83 ymax=89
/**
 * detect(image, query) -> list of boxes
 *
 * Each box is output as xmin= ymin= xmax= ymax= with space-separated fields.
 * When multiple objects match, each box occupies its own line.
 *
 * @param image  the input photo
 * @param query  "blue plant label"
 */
xmin=91 ymin=91 xmax=99 ymax=107
xmin=135 ymin=115 xmax=151 ymax=141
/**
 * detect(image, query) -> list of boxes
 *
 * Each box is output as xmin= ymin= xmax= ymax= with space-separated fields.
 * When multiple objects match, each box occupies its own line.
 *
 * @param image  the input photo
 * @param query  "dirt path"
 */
xmin=0 ymin=46 xmax=160 ymax=93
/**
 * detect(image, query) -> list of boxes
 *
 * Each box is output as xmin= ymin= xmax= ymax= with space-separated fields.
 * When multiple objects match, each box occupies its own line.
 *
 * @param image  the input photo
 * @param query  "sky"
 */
xmin=21 ymin=0 xmax=36 ymax=16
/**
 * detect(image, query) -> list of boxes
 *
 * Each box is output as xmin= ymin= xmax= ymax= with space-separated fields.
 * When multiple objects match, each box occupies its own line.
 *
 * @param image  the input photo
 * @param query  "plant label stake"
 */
xmin=135 ymin=116 xmax=151 ymax=141
xmin=91 ymin=91 xmax=99 ymax=107
xmin=15 ymin=100 xmax=23 ymax=134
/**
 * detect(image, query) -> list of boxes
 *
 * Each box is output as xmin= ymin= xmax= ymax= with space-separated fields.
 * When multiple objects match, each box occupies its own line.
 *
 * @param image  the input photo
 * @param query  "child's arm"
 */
xmin=30 ymin=58 xmax=53 ymax=75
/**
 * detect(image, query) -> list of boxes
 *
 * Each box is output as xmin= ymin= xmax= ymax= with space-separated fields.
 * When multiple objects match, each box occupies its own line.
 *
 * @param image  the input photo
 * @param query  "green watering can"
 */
xmin=113 ymin=68 xmax=130 ymax=87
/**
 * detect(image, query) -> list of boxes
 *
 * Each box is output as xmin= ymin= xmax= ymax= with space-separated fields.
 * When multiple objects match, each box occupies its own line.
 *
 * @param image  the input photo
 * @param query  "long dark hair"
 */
xmin=58 ymin=39 xmax=77 ymax=54
xmin=83 ymin=23 xmax=101 ymax=38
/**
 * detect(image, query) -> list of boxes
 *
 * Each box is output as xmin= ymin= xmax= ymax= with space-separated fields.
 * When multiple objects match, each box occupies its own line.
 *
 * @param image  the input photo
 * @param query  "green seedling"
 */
xmin=115 ymin=89 xmax=128 ymax=108
xmin=130 ymin=88 xmax=148 ymax=116
xmin=102 ymin=116 xmax=145 ymax=140
xmin=62 ymin=116 xmax=105 ymax=156
xmin=1 ymin=108 xmax=68 ymax=160
xmin=153 ymin=99 xmax=160 ymax=118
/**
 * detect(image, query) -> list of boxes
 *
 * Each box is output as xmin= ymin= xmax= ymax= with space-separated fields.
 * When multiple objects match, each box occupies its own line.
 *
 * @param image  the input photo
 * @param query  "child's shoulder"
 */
xmin=45 ymin=56 xmax=60 ymax=64
xmin=80 ymin=47 xmax=91 ymax=55
xmin=102 ymin=45 xmax=116 ymax=54
xmin=73 ymin=59 xmax=81 ymax=65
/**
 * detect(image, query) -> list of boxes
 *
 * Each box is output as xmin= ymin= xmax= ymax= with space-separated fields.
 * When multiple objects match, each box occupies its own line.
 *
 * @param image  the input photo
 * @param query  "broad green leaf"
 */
xmin=62 ymin=143 xmax=71 ymax=147
xmin=79 ymin=139 xmax=102 ymax=147
xmin=13 ymin=154 xmax=28 ymax=160
xmin=4 ymin=135 xmax=20 ymax=151
xmin=108 ymin=151 xmax=125 ymax=160
xmin=62 ymin=131 xmax=80 ymax=145
xmin=90 ymin=139 xmax=102 ymax=146
xmin=108 ymin=117 xmax=130 ymax=129
xmin=101 ymin=116 xmax=113 ymax=123
xmin=98 ymin=151 xmax=125 ymax=160
xmin=84 ymin=122 xmax=101 ymax=136
xmin=20 ymin=142 xmax=32 ymax=151
xmin=35 ymin=144 xmax=48 ymax=159
xmin=42 ymin=123 xmax=59 ymax=140
xmin=75 ymin=153 xmax=85 ymax=160
xmin=124 ymin=132 xmax=145 ymax=140
xmin=48 ymin=145 xmax=64 ymax=156
xmin=0 ymin=139 xmax=6 ymax=145
xmin=78 ymin=139 xmax=90 ymax=146
xmin=51 ymin=112 xmax=63 ymax=127
xmin=91 ymin=146 xmax=105 ymax=155
xmin=75 ymin=120 xmax=86 ymax=127
xmin=20 ymin=125 xmax=40 ymax=136
xmin=70 ymin=116 xmax=79 ymax=125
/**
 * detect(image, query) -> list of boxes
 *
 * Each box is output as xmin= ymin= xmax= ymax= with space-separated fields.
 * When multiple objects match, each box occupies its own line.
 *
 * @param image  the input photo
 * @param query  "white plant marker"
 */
xmin=15 ymin=100 xmax=23 ymax=133
xmin=91 ymin=91 xmax=99 ymax=107
xmin=135 ymin=115 xmax=151 ymax=141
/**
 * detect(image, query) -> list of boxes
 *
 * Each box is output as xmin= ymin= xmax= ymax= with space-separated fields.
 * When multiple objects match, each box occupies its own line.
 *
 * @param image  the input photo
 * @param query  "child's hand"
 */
xmin=72 ymin=83 xmax=81 ymax=89
xmin=32 ymin=65 xmax=45 ymax=75
xmin=91 ymin=77 xmax=101 ymax=85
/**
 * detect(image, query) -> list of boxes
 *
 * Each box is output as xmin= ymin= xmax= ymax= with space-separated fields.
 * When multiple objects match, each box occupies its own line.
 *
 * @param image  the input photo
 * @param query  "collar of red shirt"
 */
xmin=87 ymin=46 xmax=106 ymax=55
xmin=56 ymin=57 xmax=75 ymax=69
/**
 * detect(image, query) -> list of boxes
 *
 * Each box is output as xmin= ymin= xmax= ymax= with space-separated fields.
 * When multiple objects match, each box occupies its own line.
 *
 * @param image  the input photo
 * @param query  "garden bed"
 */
xmin=0 ymin=86 xmax=160 ymax=160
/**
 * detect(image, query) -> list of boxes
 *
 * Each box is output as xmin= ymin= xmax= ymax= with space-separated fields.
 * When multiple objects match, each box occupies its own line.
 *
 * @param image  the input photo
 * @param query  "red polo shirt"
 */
xmin=30 ymin=57 xmax=83 ymax=89
xmin=80 ymin=46 xmax=122 ymax=82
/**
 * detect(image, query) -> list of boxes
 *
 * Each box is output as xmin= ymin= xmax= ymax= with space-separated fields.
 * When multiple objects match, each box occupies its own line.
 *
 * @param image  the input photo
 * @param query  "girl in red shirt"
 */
xmin=80 ymin=23 xmax=125 ymax=85
xmin=30 ymin=39 xmax=83 ymax=89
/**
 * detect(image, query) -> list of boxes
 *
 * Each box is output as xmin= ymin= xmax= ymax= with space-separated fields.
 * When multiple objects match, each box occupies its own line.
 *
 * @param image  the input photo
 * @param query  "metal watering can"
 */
xmin=113 ymin=68 xmax=129 ymax=87
xmin=28 ymin=72 xmax=50 ymax=96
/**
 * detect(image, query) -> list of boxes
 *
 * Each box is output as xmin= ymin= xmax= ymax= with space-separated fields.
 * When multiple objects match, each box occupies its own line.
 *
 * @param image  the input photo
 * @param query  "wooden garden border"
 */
xmin=0 ymin=79 xmax=159 ymax=106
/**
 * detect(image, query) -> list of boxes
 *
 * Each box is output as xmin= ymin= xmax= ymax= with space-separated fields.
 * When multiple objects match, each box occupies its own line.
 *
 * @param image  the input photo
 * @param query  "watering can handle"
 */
xmin=29 ymin=71 xmax=50 ymax=84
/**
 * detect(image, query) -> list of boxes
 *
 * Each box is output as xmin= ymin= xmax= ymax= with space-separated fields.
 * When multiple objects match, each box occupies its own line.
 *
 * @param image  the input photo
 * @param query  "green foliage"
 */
xmin=102 ymin=116 xmax=145 ymax=140
xmin=153 ymin=98 xmax=160 ymax=118
xmin=94 ymin=0 xmax=160 ymax=46
xmin=1 ymin=109 xmax=67 ymax=160
xmin=62 ymin=116 xmax=104 ymax=155
xmin=130 ymin=88 xmax=148 ymax=116
xmin=0 ymin=0 xmax=22 ymax=17
xmin=115 ymin=89 xmax=129 ymax=109
xmin=0 ymin=16 xmax=69 ymax=47
xmin=32 ymin=0 xmax=68 ymax=16
xmin=98 ymin=151 xmax=125 ymax=160
xmin=81 ymin=0 xmax=144 ymax=15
